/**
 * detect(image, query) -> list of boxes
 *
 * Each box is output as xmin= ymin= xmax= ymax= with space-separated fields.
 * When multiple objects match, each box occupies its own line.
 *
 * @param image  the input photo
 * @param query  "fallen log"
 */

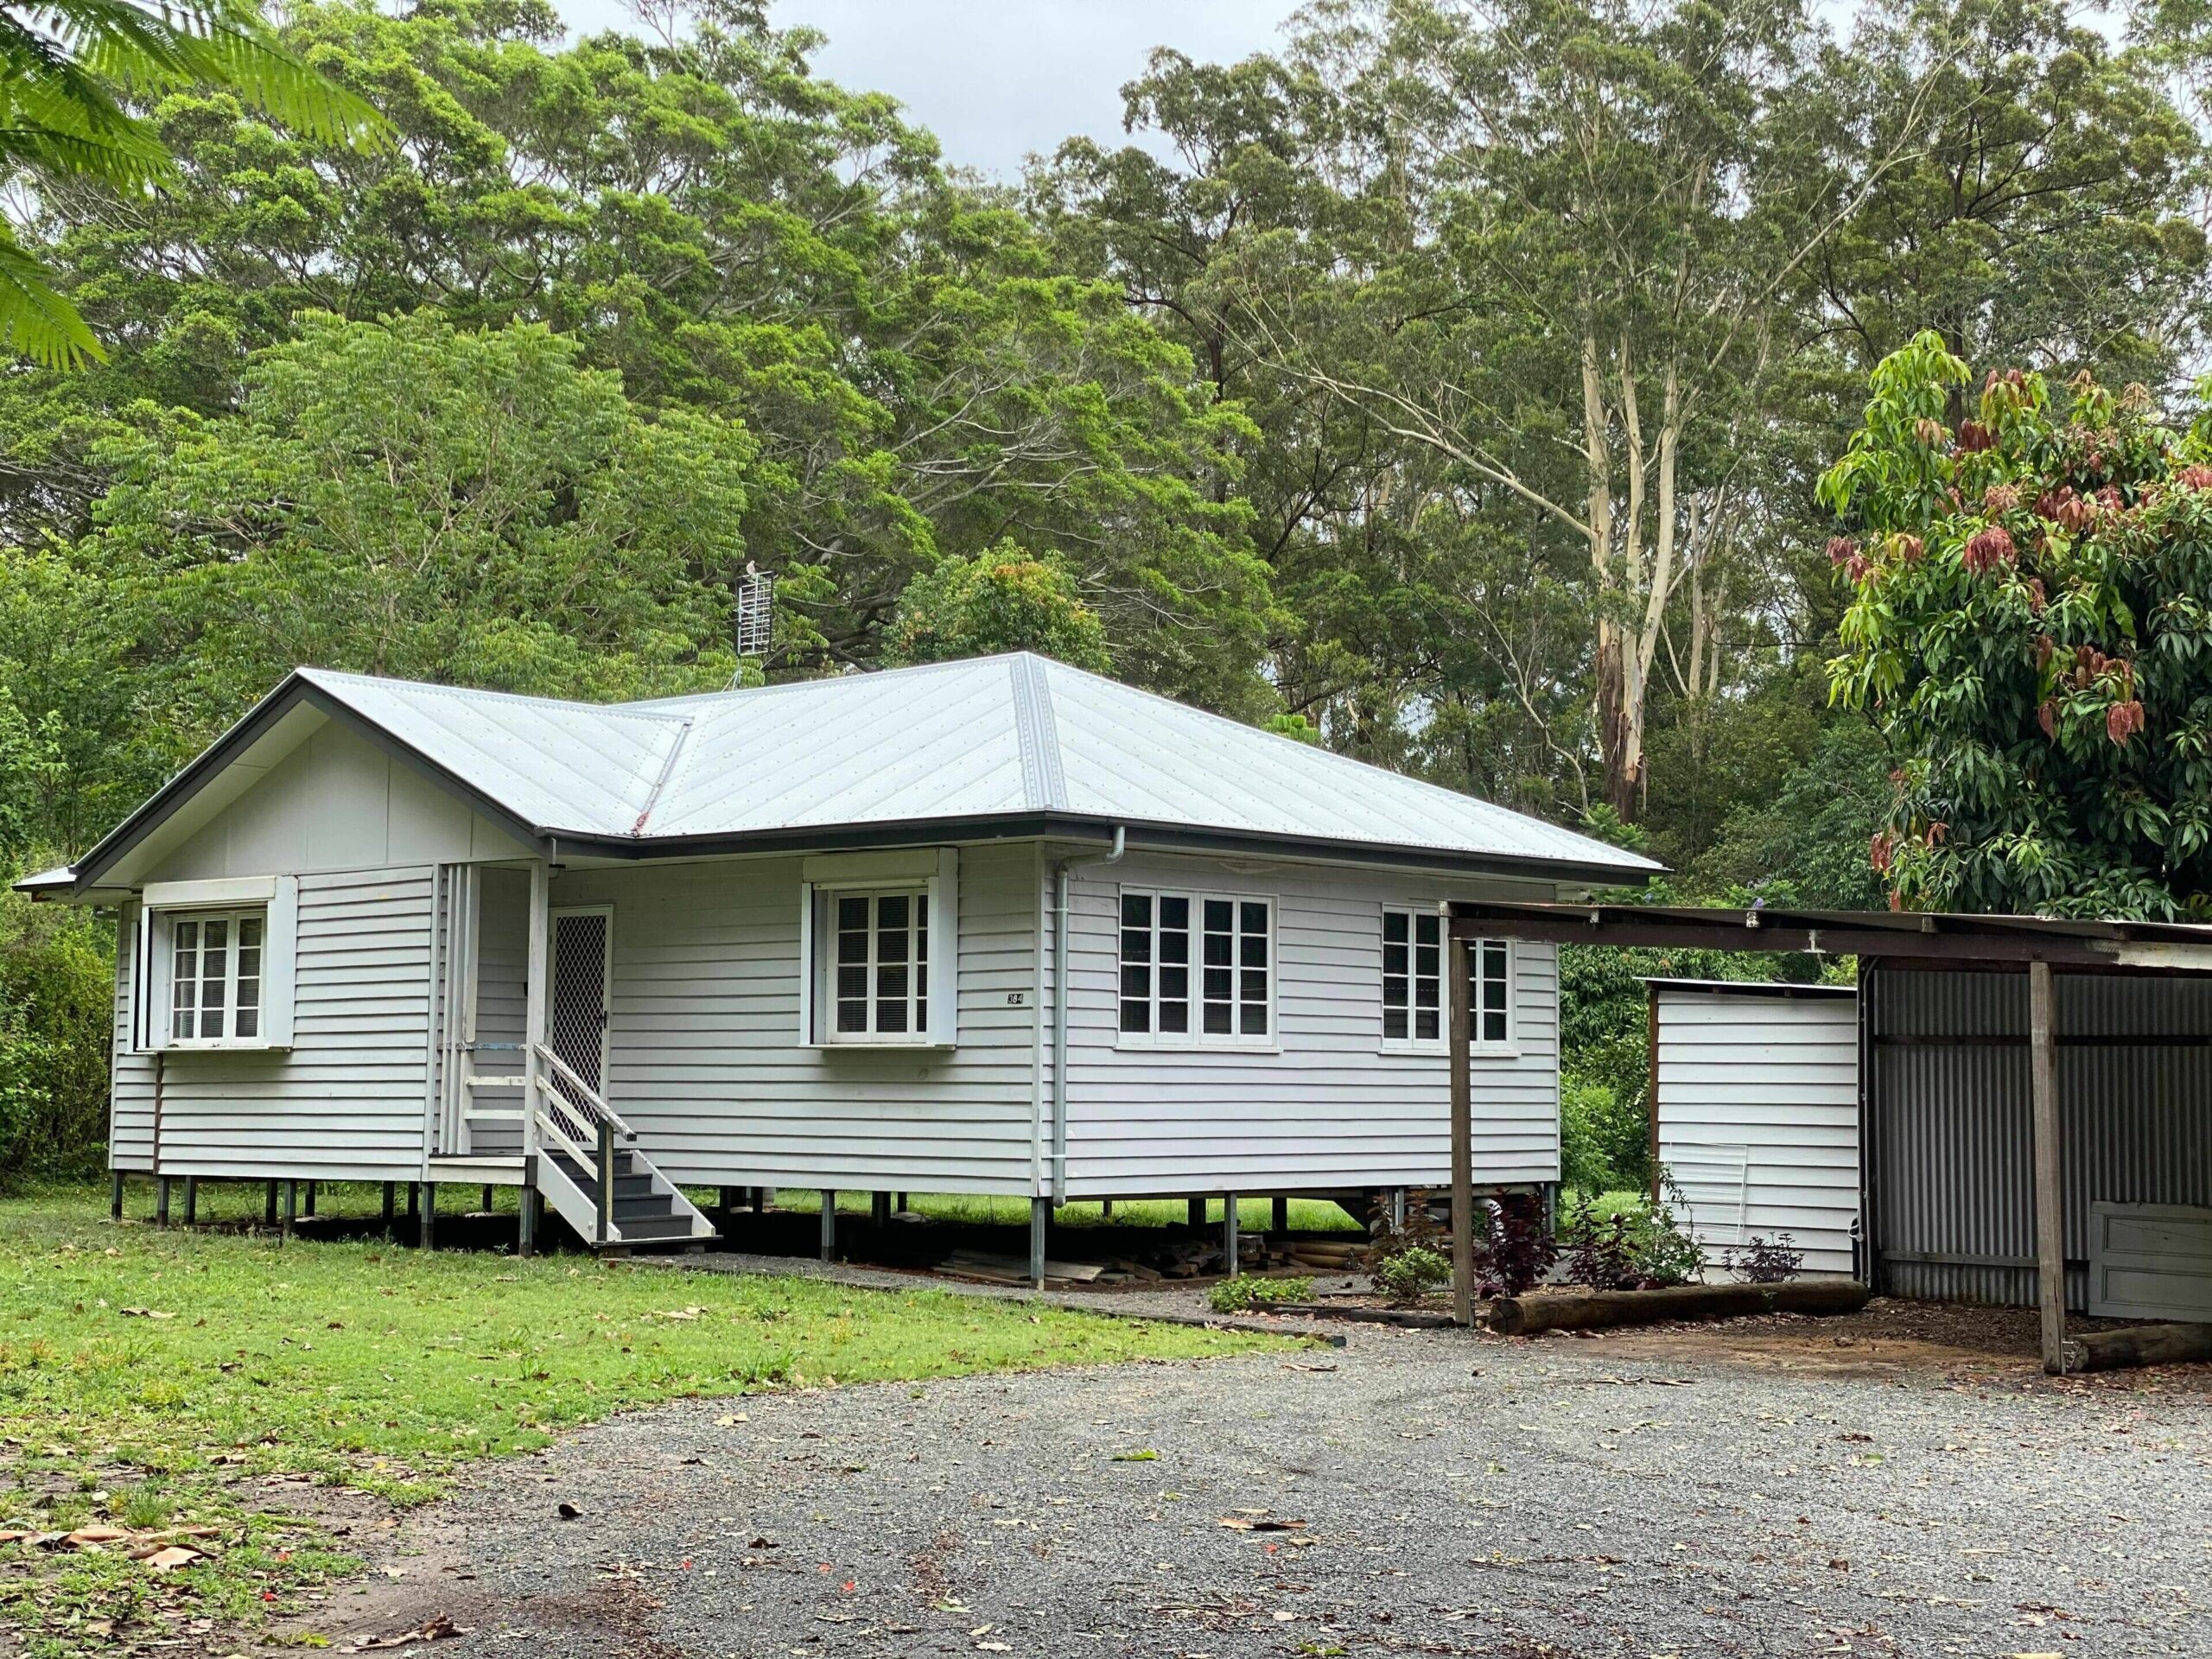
xmin=1488 ymin=1278 xmax=1871 ymax=1336
xmin=2064 ymin=1321 xmax=2212 ymax=1373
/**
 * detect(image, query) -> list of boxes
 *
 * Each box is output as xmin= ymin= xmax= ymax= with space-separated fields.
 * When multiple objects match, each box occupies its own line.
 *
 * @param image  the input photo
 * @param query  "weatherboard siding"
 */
xmin=1058 ymin=854 xmax=1561 ymax=1195
xmin=1653 ymin=988 xmax=1860 ymax=1273
xmin=109 ymin=902 xmax=156 ymax=1173
xmin=149 ymin=867 xmax=435 ymax=1181
xmin=550 ymin=844 xmax=1042 ymax=1192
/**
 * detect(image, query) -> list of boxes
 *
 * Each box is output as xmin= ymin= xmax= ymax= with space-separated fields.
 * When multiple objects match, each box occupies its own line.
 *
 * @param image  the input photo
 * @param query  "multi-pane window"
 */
xmin=1121 ymin=891 xmax=1271 ymax=1043
xmin=1382 ymin=909 xmax=1512 ymax=1048
xmin=170 ymin=909 xmax=265 ymax=1044
xmin=1382 ymin=910 xmax=1443 ymax=1043
xmin=830 ymin=889 xmax=928 ymax=1040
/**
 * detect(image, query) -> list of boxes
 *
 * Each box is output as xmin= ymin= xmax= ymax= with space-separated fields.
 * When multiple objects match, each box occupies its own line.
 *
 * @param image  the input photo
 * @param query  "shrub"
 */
xmin=0 ymin=887 xmax=111 ymax=1180
xmin=1560 ymin=1187 xmax=1706 ymax=1290
xmin=1205 ymin=1274 xmax=1313 ymax=1313
xmin=1560 ymin=1077 xmax=1633 ymax=1194
xmin=1728 ymin=1234 xmax=1804 ymax=1283
xmin=1473 ymin=1192 xmax=1558 ymax=1296
xmin=1373 ymin=1246 xmax=1451 ymax=1306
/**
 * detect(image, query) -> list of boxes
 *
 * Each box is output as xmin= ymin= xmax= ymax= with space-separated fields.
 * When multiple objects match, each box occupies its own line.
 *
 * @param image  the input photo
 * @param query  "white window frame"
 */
xmin=168 ymin=906 xmax=269 ymax=1048
xmin=135 ymin=876 xmax=299 ymax=1054
xmin=819 ymin=886 xmax=932 ymax=1045
xmin=798 ymin=849 xmax=958 ymax=1050
xmin=1380 ymin=906 xmax=1516 ymax=1055
xmin=1116 ymin=887 xmax=1276 ymax=1050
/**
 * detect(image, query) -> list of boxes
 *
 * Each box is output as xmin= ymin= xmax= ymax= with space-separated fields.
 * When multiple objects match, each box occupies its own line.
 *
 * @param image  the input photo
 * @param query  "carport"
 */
xmin=1441 ymin=903 xmax=2212 ymax=1374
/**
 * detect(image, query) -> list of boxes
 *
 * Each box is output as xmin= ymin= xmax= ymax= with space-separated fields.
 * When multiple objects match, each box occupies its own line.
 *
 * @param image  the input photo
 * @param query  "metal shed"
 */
xmin=1645 ymin=979 xmax=1859 ymax=1274
xmin=1440 ymin=902 xmax=2212 ymax=1373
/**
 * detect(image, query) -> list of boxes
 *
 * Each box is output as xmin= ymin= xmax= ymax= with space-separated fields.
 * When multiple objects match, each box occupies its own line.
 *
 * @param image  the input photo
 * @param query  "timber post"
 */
xmin=1030 ymin=1196 xmax=1048 ymax=1289
xmin=518 ymin=1179 xmax=537 ymax=1259
xmin=1223 ymin=1192 xmax=1241 ymax=1276
xmin=109 ymin=1171 xmax=124 ymax=1220
xmin=420 ymin=1182 xmax=436 ymax=1251
xmin=181 ymin=1176 xmax=197 ymax=1228
xmin=155 ymin=1175 xmax=170 ymax=1228
xmin=380 ymin=1181 xmax=396 ymax=1235
xmin=1273 ymin=1194 xmax=1289 ymax=1235
xmin=1186 ymin=1196 xmax=1205 ymax=1229
xmin=2030 ymin=959 xmax=2067 ymax=1375
xmin=820 ymin=1191 xmax=836 ymax=1263
xmin=1450 ymin=935 xmax=1476 ymax=1329
xmin=282 ymin=1178 xmax=296 ymax=1243
xmin=872 ymin=1190 xmax=892 ymax=1228
xmin=302 ymin=1181 xmax=316 ymax=1218
xmin=594 ymin=1122 xmax=614 ymax=1247
xmin=522 ymin=858 xmax=550 ymax=1170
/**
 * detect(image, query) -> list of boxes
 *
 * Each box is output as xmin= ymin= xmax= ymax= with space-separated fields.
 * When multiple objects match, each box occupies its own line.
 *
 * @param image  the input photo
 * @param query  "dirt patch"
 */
xmin=1530 ymin=1295 xmax=2212 ymax=1393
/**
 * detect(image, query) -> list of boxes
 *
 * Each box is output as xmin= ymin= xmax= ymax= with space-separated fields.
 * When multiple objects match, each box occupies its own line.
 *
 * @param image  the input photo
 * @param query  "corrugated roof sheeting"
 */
xmin=1868 ymin=967 xmax=2212 ymax=1309
xmin=302 ymin=669 xmax=687 ymax=836
xmin=280 ymin=656 xmax=1656 ymax=873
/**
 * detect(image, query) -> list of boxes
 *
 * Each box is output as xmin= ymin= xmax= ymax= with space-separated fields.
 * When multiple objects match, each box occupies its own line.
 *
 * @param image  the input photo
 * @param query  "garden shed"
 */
xmin=1441 ymin=902 xmax=2212 ymax=1373
xmin=1645 ymin=979 xmax=1859 ymax=1274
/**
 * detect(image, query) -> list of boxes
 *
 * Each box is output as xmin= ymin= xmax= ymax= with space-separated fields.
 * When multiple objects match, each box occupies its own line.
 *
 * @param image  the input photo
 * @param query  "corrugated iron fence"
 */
xmin=1866 ymin=966 xmax=2212 ymax=1309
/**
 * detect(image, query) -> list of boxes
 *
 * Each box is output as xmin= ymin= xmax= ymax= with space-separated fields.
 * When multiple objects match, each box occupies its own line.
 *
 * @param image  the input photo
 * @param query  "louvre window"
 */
xmin=1382 ymin=909 xmax=1512 ymax=1049
xmin=1121 ymin=890 xmax=1271 ymax=1045
xmin=169 ymin=908 xmax=266 ymax=1045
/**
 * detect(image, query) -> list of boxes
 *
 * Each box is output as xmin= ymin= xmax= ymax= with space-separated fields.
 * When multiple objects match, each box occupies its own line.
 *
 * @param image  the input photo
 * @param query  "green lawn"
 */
xmin=0 ymin=1185 xmax=1289 ymax=1655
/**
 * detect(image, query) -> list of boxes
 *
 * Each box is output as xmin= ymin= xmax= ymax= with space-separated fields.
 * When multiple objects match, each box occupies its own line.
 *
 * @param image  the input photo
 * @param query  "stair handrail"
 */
xmin=531 ymin=1041 xmax=637 ymax=1141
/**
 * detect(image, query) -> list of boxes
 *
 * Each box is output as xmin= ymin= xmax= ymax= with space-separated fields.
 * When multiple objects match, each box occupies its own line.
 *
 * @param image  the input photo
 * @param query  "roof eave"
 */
xmin=67 ymin=673 xmax=556 ymax=896
xmin=549 ymin=810 xmax=1662 ymax=886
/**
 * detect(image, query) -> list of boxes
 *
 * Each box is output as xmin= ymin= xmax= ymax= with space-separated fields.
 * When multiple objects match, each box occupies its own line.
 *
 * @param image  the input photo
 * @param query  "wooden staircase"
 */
xmin=526 ymin=1043 xmax=715 ymax=1252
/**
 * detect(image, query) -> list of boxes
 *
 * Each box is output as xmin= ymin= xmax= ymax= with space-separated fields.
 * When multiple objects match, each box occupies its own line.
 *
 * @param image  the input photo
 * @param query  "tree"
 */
xmin=50 ymin=308 xmax=753 ymax=811
xmin=887 ymin=540 xmax=1112 ymax=671
xmin=1236 ymin=0 xmax=1906 ymax=818
xmin=1812 ymin=0 xmax=2206 ymax=392
xmin=0 ymin=0 xmax=1273 ymax=703
xmin=0 ymin=0 xmax=383 ymax=366
xmin=1821 ymin=329 xmax=2212 ymax=916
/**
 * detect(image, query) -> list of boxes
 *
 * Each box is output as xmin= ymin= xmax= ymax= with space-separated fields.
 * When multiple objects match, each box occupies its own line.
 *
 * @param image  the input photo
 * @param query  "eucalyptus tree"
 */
xmin=1235 ymin=0 xmax=1916 ymax=819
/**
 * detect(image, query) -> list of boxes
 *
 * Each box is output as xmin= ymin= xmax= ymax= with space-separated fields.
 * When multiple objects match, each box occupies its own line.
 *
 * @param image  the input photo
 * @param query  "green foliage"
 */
xmin=0 ymin=891 xmax=109 ymax=1179
xmin=1372 ymin=1246 xmax=1451 ymax=1306
xmin=1560 ymin=1189 xmax=1706 ymax=1289
xmin=888 ymin=540 xmax=1110 ymax=671
xmin=0 ymin=0 xmax=385 ymax=368
xmin=1824 ymin=330 xmax=2212 ymax=915
xmin=1205 ymin=1274 xmax=1313 ymax=1313
xmin=1560 ymin=1077 xmax=1638 ymax=1197
xmin=1262 ymin=713 xmax=1322 ymax=745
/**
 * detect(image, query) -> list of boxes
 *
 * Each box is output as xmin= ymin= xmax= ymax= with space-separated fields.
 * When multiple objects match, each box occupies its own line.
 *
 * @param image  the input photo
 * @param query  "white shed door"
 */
xmin=550 ymin=907 xmax=613 ymax=1100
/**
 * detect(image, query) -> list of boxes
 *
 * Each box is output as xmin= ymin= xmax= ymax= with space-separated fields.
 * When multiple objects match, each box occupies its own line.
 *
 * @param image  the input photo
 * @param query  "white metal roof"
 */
xmin=48 ymin=654 xmax=1662 ymax=891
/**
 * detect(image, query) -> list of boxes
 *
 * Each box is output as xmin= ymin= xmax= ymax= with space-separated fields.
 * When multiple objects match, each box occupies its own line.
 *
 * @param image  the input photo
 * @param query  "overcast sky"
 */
xmin=554 ymin=0 xmax=1306 ymax=177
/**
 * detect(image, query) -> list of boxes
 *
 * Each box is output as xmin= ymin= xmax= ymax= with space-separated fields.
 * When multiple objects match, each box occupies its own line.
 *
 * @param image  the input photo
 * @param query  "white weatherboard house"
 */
xmin=24 ymin=653 xmax=1656 ymax=1262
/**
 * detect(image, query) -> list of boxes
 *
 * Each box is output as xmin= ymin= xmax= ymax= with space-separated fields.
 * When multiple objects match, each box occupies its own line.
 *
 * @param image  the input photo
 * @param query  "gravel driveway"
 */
xmin=327 ymin=1315 xmax=2212 ymax=1659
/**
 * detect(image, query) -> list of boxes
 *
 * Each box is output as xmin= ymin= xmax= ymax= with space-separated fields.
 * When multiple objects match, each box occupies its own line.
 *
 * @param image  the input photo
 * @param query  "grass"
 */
xmin=0 ymin=1183 xmax=1290 ymax=1655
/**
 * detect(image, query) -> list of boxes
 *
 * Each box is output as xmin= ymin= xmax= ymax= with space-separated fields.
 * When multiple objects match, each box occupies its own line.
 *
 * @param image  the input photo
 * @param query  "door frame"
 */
xmin=548 ymin=904 xmax=615 ymax=1098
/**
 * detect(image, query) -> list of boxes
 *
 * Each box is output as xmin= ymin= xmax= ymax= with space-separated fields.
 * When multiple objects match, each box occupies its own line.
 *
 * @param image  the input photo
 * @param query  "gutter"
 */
xmin=1048 ymin=827 xmax=1124 ymax=1205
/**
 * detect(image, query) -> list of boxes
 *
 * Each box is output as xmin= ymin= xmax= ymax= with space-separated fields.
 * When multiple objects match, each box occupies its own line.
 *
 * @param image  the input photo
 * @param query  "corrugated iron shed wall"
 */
xmin=1866 ymin=965 xmax=2212 ymax=1308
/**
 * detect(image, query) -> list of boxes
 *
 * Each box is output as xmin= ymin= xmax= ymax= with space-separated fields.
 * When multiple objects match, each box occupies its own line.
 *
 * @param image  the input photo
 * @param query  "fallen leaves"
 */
xmin=1217 ymin=1515 xmax=1307 ymax=1533
xmin=1110 ymin=1449 xmax=1159 ymax=1462
xmin=346 ymin=1611 xmax=470 ymax=1650
xmin=119 ymin=1306 xmax=176 ymax=1319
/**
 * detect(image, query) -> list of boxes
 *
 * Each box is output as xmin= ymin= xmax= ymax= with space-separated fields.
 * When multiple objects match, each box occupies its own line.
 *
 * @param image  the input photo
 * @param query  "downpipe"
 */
xmin=1050 ymin=827 xmax=1125 ymax=1205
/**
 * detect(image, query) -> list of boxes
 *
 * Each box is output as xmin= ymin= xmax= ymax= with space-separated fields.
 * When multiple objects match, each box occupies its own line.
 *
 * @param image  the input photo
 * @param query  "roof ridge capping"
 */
xmin=298 ymin=665 xmax=694 ymax=728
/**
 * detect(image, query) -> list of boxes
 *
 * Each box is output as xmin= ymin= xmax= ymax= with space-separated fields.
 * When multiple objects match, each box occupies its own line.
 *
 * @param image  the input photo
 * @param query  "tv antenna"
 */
xmin=732 ymin=562 xmax=774 ymax=685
